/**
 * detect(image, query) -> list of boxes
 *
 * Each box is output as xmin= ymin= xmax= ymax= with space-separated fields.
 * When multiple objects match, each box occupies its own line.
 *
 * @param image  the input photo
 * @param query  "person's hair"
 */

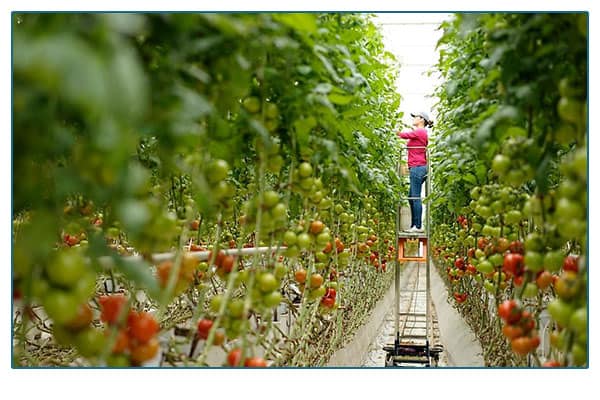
xmin=425 ymin=119 xmax=434 ymax=129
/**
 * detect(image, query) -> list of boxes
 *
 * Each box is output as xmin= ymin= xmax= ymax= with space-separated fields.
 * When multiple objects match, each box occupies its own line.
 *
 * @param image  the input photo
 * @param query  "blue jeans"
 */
xmin=408 ymin=165 xmax=427 ymax=229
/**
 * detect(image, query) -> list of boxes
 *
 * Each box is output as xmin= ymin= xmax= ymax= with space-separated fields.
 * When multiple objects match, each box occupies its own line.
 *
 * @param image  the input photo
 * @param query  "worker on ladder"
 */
xmin=397 ymin=111 xmax=433 ymax=233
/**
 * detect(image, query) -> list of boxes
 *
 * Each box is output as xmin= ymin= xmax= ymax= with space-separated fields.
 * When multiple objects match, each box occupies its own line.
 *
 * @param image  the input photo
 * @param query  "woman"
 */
xmin=397 ymin=111 xmax=433 ymax=233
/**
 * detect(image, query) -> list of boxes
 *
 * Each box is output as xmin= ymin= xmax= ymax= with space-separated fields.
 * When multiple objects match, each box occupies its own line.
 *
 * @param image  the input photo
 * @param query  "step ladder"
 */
xmin=384 ymin=145 xmax=443 ymax=367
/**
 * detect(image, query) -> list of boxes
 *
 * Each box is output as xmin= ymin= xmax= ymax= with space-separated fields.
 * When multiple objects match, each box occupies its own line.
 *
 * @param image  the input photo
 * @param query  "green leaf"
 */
xmin=328 ymin=92 xmax=354 ymax=105
xmin=273 ymin=13 xmax=318 ymax=34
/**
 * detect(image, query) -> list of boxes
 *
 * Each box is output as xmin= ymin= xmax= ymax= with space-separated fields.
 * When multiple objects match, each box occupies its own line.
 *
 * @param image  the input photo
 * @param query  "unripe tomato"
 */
xmin=44 ymin=289 xmax=80 ymax=325
xmin=47 ymin=250 xmax=87 ymax=288
xmin=298 ymin=162 xmax=313 ymax=178
xmin=65 ymin=303 xmax=94 ymax=331
xmin=75 ymin=328 xmax=106 ymax=357
xmin=554 ymin=271 xmax=580 ymax=300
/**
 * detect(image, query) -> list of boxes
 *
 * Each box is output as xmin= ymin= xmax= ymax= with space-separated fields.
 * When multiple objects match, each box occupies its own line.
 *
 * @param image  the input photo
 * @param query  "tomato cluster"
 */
xmin=498 ymin=300 xmax=540 ymax=356
xmin=99 ymin=294 xmax=160 ymax=367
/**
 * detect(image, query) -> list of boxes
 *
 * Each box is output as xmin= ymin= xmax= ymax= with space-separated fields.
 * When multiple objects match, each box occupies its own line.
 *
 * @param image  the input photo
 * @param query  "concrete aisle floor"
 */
xmin=362 ymin=262 xmax=448 ymax=367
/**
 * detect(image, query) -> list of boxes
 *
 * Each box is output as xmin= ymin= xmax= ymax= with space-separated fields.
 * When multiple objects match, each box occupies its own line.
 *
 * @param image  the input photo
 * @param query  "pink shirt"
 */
xmin=397 ymin=128 xmax=428 ymax=167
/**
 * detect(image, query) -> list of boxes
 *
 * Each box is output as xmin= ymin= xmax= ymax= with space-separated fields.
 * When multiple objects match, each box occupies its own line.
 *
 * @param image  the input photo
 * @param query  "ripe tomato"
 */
xmin=309 ymin=220 xmax=324 ymax=235
xmin=309 ymin=273 xmax=324 ymax=289
xmin=99 ymin=294 xmax=128 ymax=325
xmin=227 ymin=348 xmax=242 ymax=366
xmin=503 ymin=253 xmax=525 ymax=276
xmin=509 ymin=241 xmax=524 ymax=255
xmin=542 ymin=360 xmax=561 ymax=367
xmin=502 ymin=324 xmax=524 ymax=340
xmin=562 ymin=255 xmax=579 ymax=273
xmin=535 ymin=270 xmax=553 ymax=290
xmin=130 ymin=337 xmax=159 ymax=365
xmin=190 ymin=219 xmax=200 ymax=231
xmin=219 ymin=255 xmax=235 ymax=273
xmin=511 ymin=336 xmax=534 ymax=356
xmin=110 ymin=329 xmax=130 ymax=353
xmin=244 ymin=357 xmax=267 ymax=367
xmin=321 ymin=296 xmax=335 ymax=308
xmin=294 ymin=268 xmax=307 ymax=284
xmin=156 ymin=260 xmax=174 ymax=287
xmin=128 ymin=312 xmax=159 ymax=343
xmin=197 ymin=318 xmax=213 ymax=340
xmin=498 ymin=300 xmax=521 ymax=324
xmin=454 ymin=258 xmax=465 ymax=269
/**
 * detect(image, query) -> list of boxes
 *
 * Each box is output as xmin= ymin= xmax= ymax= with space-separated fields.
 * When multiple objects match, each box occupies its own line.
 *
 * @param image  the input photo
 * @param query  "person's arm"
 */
xmin=397 ymin=129 xmax=418 ymax=139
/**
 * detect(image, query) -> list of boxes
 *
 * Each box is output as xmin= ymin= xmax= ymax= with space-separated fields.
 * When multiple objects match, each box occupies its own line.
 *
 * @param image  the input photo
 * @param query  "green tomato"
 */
xmin=282 ymin=231 xmax=297 ymax=246
xmin=262 ymin=291 xmax=282 ymax=308
xmin=488 ymin=253 xmax=504 ymax=268
xmin=242 ymin=96 xmax=261 ymax=113
xmin=73 ymin=271 xmax=97 ymax=302
xmin=298 ymin=162 xmax=313 ymax=178
xmin=569 ymin=307 xmax=587 ymax=333
xmin=544 ymin=250 xmax=565 ymax=273
xmin=258 ymin=272 xmax=278 ymax=293
xmin=209 ymin=294 xmax=223 ymax=313
xmin=274 ymin=263 xmax=287 ymax=280
xmin=522 ymin=282 xmax=538 ymax=299
xmin=47 ymin=250 xmax=88 ymax=288
xmin=491 ymin=154 xmax=510 ymax=176
xmin=262 ymin=190 xmax=280 ymax=209
xmin=228 ymin=299 xmax=245 ymax=319
xmin=75 ymin=328 xmax=106 ymax=358
xmin=557 ymin=97 xmax=583 ymax=124
xmin=547 ymin=299 xmax=575 ymax=327
xmin=524 ymin=251 xmax=544 ymax=273
xmin=297 ymin=233 xmax=312 ymax=250
xmin=43 ymin=289 xmax=80 ymax=325
xmin=504 ymin=210 xmax=523 ymax=225
xmin=572 ymin=343 xmax=587 ymax=366
xmin=206 ymin=159 xmax=230 ymax=184
xmin=477 ymin=260 xmax=494 ymax=274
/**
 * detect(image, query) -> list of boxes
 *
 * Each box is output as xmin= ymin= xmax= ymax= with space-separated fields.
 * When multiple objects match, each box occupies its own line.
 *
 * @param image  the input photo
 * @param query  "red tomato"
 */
xmin=563 ymin=255 xmax=579 ymax=273
xmin=503 ymin=253 xmax=525 ymax=276
xmin=321 ymin=296 xmax=335 ymax=308
xmin=542 ymin=360 xmax=561 ymax=367
xmin=244 ymin=357 xmax=267 ymax=367
xmin=509 ymin=241 xmax=524 ymax=255
xmin=498 ymin=300 xmax=521 ymax=324
xmin=227 ymin=348 xmax=242 ymax=367
xmin=128 ymin=311 xmax=159 ymax=343
xmin=99 ymin=294 xmax=128 ymax=325
xmin=454 ymin=258 xmax=465 ymax=270
xmin=197 ymin=318 xmax=213 ymax=340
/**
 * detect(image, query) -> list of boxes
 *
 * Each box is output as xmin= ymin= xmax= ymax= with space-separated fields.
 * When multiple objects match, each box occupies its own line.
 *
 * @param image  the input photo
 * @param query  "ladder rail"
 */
xmin=391 ymin=143 xmax=433 ymax=364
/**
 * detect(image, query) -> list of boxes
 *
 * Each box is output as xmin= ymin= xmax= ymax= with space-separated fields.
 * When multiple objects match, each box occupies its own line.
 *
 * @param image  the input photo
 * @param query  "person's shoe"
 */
xmin=404 ymin=226 xmax=425 ymax=233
